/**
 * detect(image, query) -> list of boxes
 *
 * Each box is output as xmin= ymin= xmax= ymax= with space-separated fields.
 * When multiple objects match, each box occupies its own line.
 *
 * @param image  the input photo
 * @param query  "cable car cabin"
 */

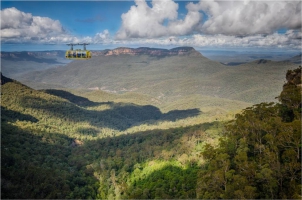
xmin=65 ymin=49 xmax=91 ymax=60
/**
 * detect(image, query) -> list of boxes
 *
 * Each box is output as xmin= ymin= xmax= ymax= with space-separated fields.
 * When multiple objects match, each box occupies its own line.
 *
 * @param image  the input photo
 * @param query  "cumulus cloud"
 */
xmin=1 ymin=7 xmax=65 ymax=41
xmin=0 ymin=7 xmax=112 ymax=45
xmin=1 ymin=7 xmax=32 ymax=30
xmin=192 ymin=0 xmax=301 ymax=36
xmin=187 ymin=31 xmax=301 ymax=49
xmin=115 ymin=0 xmax=301 ymax=49
xmin=116 ymin=0 xmax=202 ymax=39
xmin=1 ymin=3 xmax=300 ymax=51
xmin=116 ymin=29 xmax=301 ymax=50
xmin=94 ymin=29 xmax=110 ymax=42
xmin=116 ymin=0 xmax=301 ymax=39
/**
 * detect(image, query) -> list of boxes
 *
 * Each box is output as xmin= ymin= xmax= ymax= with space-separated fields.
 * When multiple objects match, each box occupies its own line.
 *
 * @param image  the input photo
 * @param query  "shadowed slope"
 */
xmin=2 ymin=76 xmax=201 ymax=133
xmin=43 ymin=89 xmax=102 ymax=107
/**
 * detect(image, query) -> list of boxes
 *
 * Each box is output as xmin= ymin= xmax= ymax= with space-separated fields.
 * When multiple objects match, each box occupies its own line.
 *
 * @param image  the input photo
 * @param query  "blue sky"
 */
xmin=1 ymin=1 xmax=135 ymax=36
xmin=1 ymin=0 xmax=301 ymax=52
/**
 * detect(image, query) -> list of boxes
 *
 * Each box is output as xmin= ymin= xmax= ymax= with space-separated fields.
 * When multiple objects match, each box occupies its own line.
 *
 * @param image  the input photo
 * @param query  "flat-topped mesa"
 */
xmin=103 ymin=46 xmax=200 ymax=56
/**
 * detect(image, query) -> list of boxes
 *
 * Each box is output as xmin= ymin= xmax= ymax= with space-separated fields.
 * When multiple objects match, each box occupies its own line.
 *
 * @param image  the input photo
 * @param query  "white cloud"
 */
xmin=116 ymin=0 xmax=201 ymax=39
xmin=1 ymin=7 xmax=32 ymax=30
xmin=1 ymin=7 xmax=65 ymax=40
xmin=32 ymin=16 xmax=64 ymax=34
xmin=94 ymin=29 xmax=111 ymax=43
xmin=116 ymin=0 xmax=301 ymax=39
xmin=167 ymin=4 xmax=201 ymax=36
xmin=115 ymin=30 xmax=301 ymax=50
xmin=1 ymin=4 xmax=300 ymax=51
xmin=196 ymin=0 xmax=301 ymax=36
xmin=0 ymin=7 xmax=112 ymax=45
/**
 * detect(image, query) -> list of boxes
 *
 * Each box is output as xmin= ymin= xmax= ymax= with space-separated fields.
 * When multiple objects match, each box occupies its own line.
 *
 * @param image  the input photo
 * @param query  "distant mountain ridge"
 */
xmin=0 ymin=47 xmax=200 ymax=64
xmin=17 ymin=46 xmax=300 ymax=105
xmin=1 ymin=50 xmax=68 ymax=78
xmin=286 ymin=54 xmax=302 ymax=64
xmin=93 ymin=46 xmax=201 ymax=57
xmin=0 ymin=51 xmax=65 ymax=61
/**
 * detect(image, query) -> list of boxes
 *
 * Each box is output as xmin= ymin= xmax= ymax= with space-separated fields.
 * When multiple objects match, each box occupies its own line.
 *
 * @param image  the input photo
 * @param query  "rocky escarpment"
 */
xmin=285 ymin=67 xmax=301 ymax=85
xmin=98 ymin=47 xmax=201 ymax=57
xmin=278 ymin=67 xmax=301 ymax=111
xmin=1 ymin=73 xmax=13 ymax=85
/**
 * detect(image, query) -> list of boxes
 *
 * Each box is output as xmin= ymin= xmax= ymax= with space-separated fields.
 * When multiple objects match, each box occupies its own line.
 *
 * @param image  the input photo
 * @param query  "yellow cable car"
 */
xmin=65 ymin=43 xmax=92 ymax=60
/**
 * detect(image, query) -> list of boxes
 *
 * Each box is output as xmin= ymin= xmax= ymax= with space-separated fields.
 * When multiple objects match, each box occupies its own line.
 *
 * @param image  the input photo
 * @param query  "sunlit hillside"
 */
xmin=1 ymin=74 xmax=225 ymax=198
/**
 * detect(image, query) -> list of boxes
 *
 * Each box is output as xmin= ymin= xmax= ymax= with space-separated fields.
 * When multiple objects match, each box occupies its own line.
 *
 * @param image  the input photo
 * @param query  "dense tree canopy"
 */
xmin=1 ymin=67 xmax=301 ymax=199
xmin=198 ymin=67 xmax=301 ymax=199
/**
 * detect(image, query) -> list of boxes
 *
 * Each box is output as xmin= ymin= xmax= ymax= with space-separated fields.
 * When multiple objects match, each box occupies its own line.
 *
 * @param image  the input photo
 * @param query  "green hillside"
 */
xmin=1 ymin=72 xmax=243 ymax=141
xmin=1 ymin=77 xmax=210 ymax=139
xmin=198 ymin=67 xmax=301 ymax=199
xmin=1 ymin=67 xmax=301 ymax=199
xmin=1 ymin=74 xmax=225 ymax=198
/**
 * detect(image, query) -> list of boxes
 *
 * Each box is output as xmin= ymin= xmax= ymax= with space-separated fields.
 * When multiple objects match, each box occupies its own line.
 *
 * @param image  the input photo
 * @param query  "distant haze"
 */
xmin=5 ymin=46 xmax=299 ymax=106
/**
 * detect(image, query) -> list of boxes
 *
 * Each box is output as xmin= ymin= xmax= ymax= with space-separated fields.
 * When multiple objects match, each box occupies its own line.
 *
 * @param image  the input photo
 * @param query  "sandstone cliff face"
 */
xmin=279 ymin=67 xmax=301 ymax=110
xmin=103 ymin=47 xmax=200 ymax=56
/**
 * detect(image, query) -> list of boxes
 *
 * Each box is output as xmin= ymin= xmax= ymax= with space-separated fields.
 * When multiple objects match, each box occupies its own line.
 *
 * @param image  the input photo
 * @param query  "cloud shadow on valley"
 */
xmin=19 ymin=90 xmax=202 ymax=132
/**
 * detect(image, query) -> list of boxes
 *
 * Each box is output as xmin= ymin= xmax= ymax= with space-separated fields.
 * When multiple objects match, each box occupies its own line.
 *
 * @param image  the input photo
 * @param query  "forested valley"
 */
xmin=1 ymin=67 xmax=301 ymax=199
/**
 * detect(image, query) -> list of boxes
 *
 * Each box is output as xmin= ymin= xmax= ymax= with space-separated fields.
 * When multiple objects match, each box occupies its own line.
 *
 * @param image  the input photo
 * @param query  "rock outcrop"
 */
xmin=1 ymin=73 xmax=13 ymax=85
